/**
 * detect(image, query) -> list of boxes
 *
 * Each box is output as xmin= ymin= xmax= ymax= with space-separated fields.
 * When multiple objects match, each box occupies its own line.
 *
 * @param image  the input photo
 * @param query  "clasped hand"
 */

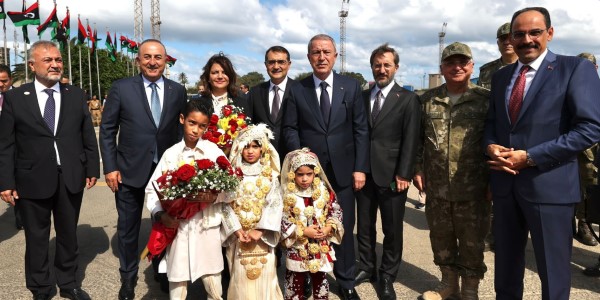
xmin=303 ymin=224 xmax=332 ymax=240
xmin=486 ymin=144 xmax=528 ymax=175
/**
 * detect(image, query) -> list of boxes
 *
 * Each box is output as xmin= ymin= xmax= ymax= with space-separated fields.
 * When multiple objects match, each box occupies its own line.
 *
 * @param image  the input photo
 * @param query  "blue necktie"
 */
xmin=150 ymin=82 xmax=161 ymax=126
xmin=43 ymin=89 xmax=55 ymax=133
xmin=319 ymin=81 xmax=330 ymax=126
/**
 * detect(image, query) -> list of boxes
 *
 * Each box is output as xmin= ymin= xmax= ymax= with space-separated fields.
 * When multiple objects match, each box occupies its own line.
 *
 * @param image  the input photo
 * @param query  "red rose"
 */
xmin=222 ymin=105 xmax=233 ymax=117
xmin=156 ymin=173 xmax=168 ymax=187
xmin=228 ymin=119 xmax=238 ymax=133
xmin=202 ymin=131 xmax=212 ymax=140
xmin=227 ymin=167 xmax=234 ymax=175
xmin=216 ymin=156 xmax=231 ymax=170
xmin=175 ymin=164 xmax=196 ymax=182
xmin=235 ymin=167 xmax=244 ymax=178
xmin=210 ymin=114 xmax=219 ymax=125
xmin=239 ymin=113 xmax=247 ymax=119
xmin=208 ymin=125 xmax=218 ymax=132
xmin=196 ymin=159 xmax=215 ymax=170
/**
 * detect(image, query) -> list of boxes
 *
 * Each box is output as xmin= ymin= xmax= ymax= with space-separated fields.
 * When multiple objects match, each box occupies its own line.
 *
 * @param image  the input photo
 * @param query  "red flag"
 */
xmin=77 ymin=17 xmax=87 ymax=45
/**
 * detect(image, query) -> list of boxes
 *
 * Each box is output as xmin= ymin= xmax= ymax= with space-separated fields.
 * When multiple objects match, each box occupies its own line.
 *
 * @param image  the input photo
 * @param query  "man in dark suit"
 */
xmin=100 ymin=39 xmax=187 ymax=300
xmin=247 ymin=45 xmax=295 ymax=157
xmin=355 ymin=44 xmax=421 ymax=300
xmin=283 ymin=33 xmax=369 ymax=300
xmin=0 ymin=40 xmax=99 ymax=300
xmin=484 ymin=7 xmax=600 ymax=300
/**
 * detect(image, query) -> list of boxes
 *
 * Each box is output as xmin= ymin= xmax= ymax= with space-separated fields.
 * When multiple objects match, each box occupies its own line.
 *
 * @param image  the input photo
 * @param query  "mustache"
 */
xmin=518 ymin=43 xmax=539 ymax=50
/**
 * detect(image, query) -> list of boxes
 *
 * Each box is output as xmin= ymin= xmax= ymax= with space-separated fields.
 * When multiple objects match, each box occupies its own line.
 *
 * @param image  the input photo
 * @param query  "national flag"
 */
xmin=90 ymin=29 xmax=101 ymax=55
xmin=7 ymin=1 xmax=40 ymax=27
xmin=53 ymin=8 xmax=70 ymax=43
xmin=77 ymin=17 xmax=86 ymax=45
xmin=105 ymin=31 xmax=116 ymax=62
xmin=127 ymin=40 xmax=138 ymax=54
xmin=0 ymin=0 xmax=6 ymax=20
xmin=166 ymin=55 xmax=177 ymax=67
xmin=87 ymin=24 xmax=93 ymax=43
xmin=37 ymin=5 xmax=58 ymax=36
xmin=119 ymin=35 xmax=129 ymax=50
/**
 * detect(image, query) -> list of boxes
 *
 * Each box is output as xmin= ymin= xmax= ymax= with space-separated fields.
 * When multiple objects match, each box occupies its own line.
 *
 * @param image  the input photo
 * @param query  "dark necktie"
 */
xmin=43 ymin=89 xmax=55 ymax=133
xmin=372 ymin=90 xmax=382 ymax=122
xmin=319 ymin=81 xmax=330 ymax=126
xmin=150 ymin=82 xmax=161 ymax=126
xmin=0 ymin=93 xmax=4 ymax=110
xmin=508 ymin=65 xmax=529 ymax=124
xmin=271 ymin=85 xmax=280 ymax=121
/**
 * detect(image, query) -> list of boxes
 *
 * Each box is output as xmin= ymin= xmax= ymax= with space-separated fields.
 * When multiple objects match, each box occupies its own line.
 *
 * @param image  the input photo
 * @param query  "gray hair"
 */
xmin=307 ymin=34 xmax=337 ymax=53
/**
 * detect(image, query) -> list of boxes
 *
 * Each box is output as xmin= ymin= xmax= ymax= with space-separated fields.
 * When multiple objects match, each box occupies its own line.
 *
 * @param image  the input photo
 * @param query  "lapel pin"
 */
xmin=547 ymin=65 xmax=554 ymax=70
xmin=24 ymin=91 xmax=30 ymax=95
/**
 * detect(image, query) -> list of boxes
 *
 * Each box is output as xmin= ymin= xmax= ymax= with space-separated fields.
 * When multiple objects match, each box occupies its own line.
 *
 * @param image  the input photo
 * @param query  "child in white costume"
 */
xmin=145 ymin=100 xmax=232 ymax=300
xmin=221 ymin=124 xmax=284 ymax=300
xmin=280 ymin=148 xmax=344 ymax=300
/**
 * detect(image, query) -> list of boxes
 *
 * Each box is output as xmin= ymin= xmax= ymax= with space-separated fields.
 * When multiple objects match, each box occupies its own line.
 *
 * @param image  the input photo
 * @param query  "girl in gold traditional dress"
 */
xmin=280 ymin=148 xmax=344 ymax=300
xmin=221 ymin=124 xmax=283 ymax=300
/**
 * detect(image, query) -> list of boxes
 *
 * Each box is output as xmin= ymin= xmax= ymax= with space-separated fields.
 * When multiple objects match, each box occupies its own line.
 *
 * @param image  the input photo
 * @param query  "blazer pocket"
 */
xmin=388 ymin=148 xmax=399 ymax=158
xmin=15 ymin=159 xmax=34 ymax=170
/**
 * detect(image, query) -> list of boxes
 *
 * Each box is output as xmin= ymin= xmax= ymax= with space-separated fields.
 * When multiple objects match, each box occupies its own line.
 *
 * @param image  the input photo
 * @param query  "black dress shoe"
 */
xmin=60 ymin=288 xmax=91 ymax=300
xmin=33 ymin=293 xmax=50 ymax=300
xmin=583 ymin=261 xmax=600 ymax=277
xmin=339 ymin=287 xmax=361 ymax=300
xmin=378 ymin=275 xmax=396 ymax=300
xmin=354 ymin=270 xmax=376 ymax=284
xmin=119 ymin=277 xmax=137 ymax=300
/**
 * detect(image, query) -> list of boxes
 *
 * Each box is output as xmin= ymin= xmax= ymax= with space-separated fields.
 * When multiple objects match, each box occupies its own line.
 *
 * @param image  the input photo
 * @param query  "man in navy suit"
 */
xmin=0 ymin=40 xmax=99 ymax=300
xmin=247 ymin=45 xmax=295 ymax=158
xmin=283 ymin=33 xmax=369 ymax=300
xmin=484 ymin=7 xmax=600 ymax=300
xmin=100 ymin=39 xmax=188 ymax=300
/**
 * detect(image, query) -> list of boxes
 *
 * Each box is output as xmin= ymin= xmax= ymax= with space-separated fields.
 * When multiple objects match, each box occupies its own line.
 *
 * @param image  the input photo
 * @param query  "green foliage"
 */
xmin=343 ymin=71 xmax=367 ymax=87
xmin=178 ymin=72 xmax=189 ymax=87
xmin=294 ymin=72 xmax=312 ymax=81
xmin=239 ymin=71 xmax=265 ymax=88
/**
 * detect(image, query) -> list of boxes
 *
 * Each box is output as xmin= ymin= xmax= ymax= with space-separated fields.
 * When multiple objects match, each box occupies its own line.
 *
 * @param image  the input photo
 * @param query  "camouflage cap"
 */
xmin=577 ymin=52 xmax=597 ymax=65
xmin=497 ymin=22 xmax=511 ymax=38
xmin=441 ymin=42 xmax=472 ymax=61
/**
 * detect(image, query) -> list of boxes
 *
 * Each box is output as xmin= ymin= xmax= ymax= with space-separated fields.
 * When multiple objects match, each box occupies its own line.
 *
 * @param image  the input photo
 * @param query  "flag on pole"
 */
xmin=105 ymin=31 xmax=116 ymax=62
xmin=119 ymin=35 xmax=129 ymax=50
xmin=53 ymin=8 xmax=70 ymax=48
xmin=0 ymin=0 xmax=6 ymax=20
xmin=37 ymin=4 xmax=58 ymax=36
xmin=166 ymin=55 xmax=177 ymax=67
xmin=7 ymin=1 xmax=40 ymax=26
xmin=127 ymin=40 xmax=138 ymax=54
xmin=90 ymin=29 xmax=101 ymax=55
xmin=77 ymin=17 xmax=86 ymax=45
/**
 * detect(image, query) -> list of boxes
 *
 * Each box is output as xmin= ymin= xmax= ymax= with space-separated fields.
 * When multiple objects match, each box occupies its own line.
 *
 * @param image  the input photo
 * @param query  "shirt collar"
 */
xmin=312 ymin=72 xmax=334 ymax=89
xmin=142 ymin=76 xmax=164 ymax=88
xmin=34 ymin=80 xmax=60 ymax=94
xmin=517 ymin=48 xmax=548 ymax=71
xmin=373 ymin=80 xmax=395 ymax=98
xmin=270 ymin=76 xmax=289 ymax=91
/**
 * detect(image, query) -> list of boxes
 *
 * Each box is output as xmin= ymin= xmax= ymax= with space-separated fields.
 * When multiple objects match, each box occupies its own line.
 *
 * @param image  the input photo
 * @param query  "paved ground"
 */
xmin=1 ymin=131 xmax=599 ymax=299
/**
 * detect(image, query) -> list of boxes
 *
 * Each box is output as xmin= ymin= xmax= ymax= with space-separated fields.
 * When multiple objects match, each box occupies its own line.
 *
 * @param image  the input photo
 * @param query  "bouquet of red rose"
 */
xmin=202 ymin=103 xmax=251 ymax=154
xmin=143 ymin=155 xmax=243 ymax=260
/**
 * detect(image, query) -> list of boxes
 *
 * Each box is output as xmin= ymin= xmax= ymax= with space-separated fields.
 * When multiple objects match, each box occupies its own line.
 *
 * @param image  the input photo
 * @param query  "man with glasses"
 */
xmin=484 ymin=7 xmax=600 ymax=300
xmin=477 ymin=23 xmax=518 ymax=90
xmin=283 ymin=33 xmax=369 ymax=300
xmin=414 ymin=42 xmax=491 ymax=300
xmin=247 ymin=45 xmax=296 ymax=157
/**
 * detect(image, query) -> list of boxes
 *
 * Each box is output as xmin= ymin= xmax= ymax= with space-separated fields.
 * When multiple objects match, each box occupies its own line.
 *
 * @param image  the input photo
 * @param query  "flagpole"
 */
xmin=13 ymin=29 xmax=18 ymax=72
xmin=86 ymin=18 xmax=92 ymax=98
xmin=78 ymin=42 xmax=82 ymax=88
xmin=23 ymin=0 xmax=29 ymax=82
xmin=66 ymin=6 xmax=72 ymax=83
xmin=95 ymin=22 xmax=100 ymax=99
xmin=3 ymin=19 xmax=6 ymax=65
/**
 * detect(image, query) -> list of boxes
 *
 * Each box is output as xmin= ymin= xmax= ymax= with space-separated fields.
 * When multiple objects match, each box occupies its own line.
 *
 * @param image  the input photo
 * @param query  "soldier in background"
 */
xmin=88 ymin=95 xmax=102 ymax=127
xmin=574 ymin=52 xmax=599 ymax=247
xmin=414 ymin=42 xmax=491 ymax=300
xmin=477 ymin=23 xmax=518 ymax=89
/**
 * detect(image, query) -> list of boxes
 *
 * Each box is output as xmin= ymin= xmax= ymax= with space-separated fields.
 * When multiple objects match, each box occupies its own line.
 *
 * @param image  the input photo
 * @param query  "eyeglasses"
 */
xmin=372 ymin=63 xmax=396 ymax=70
xmin=266 ymin=60 xmax=289 ymax=66
xmin=511 ymin=29 xmax=546 ymax=40
xmin=441 ymin=59 xmax=472 ymax=68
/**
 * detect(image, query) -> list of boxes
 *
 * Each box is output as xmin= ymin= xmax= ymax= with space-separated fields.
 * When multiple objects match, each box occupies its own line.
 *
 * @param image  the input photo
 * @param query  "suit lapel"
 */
xmin=136 ymin=75 xmax=157 ymax=129
xmin=160 ymin=77 xmax=175 ymax=129
xmin=501 ymin=63 xmax=518 ymax=124
xmin=301 ymin=77 xmax=326 ymax=131
xmin=364 ymin=88 xmax=373 ymax=127
xmin=22 ymin=83 xmax=52 ymax=134
xmin=259 ymin=82 xmax=272 ymax=123
xmin=374 ymin=83 xmax=400 ymax=127
xmin=329 ymin=73 xmax=346 ymax=127
xmin=56 ymin=84 xmax=70 ymax=133
xmin=516 ymin=51 xmax=557 ymax=125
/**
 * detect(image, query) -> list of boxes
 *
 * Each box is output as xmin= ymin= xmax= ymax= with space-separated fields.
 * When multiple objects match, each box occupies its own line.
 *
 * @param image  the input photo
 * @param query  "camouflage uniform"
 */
xmin=576 ymin=145 xmax=598 ymax=218
xmin=415 ymin=81 xmax=491 ymax=278
xmin=477 ymin=58 xmax=511 ymax=90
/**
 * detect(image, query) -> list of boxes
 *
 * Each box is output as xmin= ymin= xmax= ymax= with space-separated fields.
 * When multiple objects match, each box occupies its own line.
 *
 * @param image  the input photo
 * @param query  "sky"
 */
xmin=2 ymin=0 xmax=600 ymax=89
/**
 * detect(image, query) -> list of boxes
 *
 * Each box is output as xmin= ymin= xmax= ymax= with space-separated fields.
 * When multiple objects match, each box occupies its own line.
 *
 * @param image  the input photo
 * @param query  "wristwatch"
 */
xmin=526 ymin=152 xmax=536 ymax=167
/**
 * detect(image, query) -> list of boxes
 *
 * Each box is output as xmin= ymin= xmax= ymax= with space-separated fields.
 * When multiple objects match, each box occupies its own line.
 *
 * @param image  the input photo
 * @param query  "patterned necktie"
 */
xmin=319 ymin=81 xmax=331 ymax=126
xmin=43 ymin=89 xmax=55 ymax=133
xmin=271 ymin=85 xmax=280 ymax=121
xmin=150 ymin=82 xmax=161 ymax=126
xmin=372 ymin=90 xmax=382 ymax=122
xmin=508 ymin=65 xmax=530 ymax=124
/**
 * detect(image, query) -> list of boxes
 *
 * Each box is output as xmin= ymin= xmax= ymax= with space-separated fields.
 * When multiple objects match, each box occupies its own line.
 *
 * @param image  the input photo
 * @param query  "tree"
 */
xmin=344 ymin=71 xmax=367 ymax=87
xmin=294 ymin=72 xmax=312 ymax=81
xmin=178 ymin=72 xmax=188 ymax=87
xmin=239 ymin=71 xmax=265 ymax=88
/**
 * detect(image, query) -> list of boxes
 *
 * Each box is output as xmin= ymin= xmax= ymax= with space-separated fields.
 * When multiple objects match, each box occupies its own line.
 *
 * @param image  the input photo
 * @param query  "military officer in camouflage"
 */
xmin=414 ymin=42 xmax=491 ymax=300
xmin=575 ymin=52 xmax=599 ymax=247
xmin=477 ymin=23 xmax=518 ymax=89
